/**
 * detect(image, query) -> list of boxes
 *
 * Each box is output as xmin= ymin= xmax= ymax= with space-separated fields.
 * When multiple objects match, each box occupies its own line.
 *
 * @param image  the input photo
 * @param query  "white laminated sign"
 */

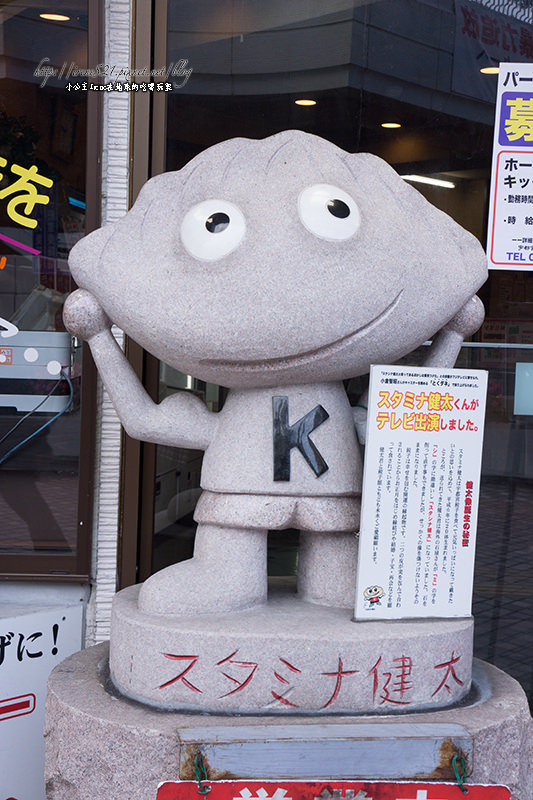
xmin=0 ymin=604 xmax=83 ymax=800
xmin=355 ymin=365 xmax=487 ymax=621
xmin=488 ymin=61 xmax=533 ymax=270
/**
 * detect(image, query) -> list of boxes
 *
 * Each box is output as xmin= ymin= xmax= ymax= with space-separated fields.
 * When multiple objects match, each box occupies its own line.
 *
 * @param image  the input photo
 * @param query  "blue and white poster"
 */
xmin=488 ymin=62 xmax=533 ymax=270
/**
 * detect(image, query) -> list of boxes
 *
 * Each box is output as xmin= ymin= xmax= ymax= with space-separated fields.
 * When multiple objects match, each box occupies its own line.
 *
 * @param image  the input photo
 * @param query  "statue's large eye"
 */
xmin=181 ymin=199 xmax=245 ymax=261
xmin=298 ymin=184 xmax=360 ymax=241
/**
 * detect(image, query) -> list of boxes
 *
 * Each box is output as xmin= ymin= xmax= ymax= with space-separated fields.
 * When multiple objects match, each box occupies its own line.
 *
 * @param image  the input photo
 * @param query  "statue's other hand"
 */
xmin=63 ymin=289 xmax=112 ymax=341
xmin=444 ymin=295 xmax=485 ymax=339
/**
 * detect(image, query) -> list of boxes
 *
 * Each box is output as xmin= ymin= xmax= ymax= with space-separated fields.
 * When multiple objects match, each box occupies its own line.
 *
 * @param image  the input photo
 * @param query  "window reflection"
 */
xmin=0 ymin=6 xmax=87 ymax=560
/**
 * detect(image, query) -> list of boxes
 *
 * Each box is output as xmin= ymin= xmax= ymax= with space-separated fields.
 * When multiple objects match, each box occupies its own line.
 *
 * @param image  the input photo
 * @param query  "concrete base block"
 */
xmin=45 ymin=643 xmax=533 ymax=800
xmin=110 ymin=584 xmax=474 ymax=713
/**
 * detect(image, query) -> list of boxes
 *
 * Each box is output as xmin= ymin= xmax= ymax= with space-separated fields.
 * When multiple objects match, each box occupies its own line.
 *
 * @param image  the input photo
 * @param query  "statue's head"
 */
xmin=69 ymin=130 xmax=487 ymax=388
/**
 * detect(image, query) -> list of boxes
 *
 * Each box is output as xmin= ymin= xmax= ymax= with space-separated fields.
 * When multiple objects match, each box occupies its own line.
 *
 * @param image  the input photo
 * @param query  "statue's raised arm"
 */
xmin=423 ymin=293 xmax=485 ymax=368
xmin=63 ymin=288 xmax=216 ymax=451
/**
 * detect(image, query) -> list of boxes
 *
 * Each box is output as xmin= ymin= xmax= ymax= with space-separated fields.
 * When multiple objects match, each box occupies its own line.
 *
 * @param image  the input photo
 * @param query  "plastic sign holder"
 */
xmin=355 ymin=365 xmax=487 ymax=620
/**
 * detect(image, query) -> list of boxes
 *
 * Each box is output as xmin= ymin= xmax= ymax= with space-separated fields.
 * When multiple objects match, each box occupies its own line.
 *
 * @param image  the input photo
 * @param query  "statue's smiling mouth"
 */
xmin=200 ymin=290 xmax=403 ymax=372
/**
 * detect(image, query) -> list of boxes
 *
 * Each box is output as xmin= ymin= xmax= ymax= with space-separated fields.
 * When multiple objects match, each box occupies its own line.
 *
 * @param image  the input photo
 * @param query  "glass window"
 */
xmin=0 ymin=5 xmax=92 ymax=576
xmin=142 ymin=0 xmax=533 ymax=705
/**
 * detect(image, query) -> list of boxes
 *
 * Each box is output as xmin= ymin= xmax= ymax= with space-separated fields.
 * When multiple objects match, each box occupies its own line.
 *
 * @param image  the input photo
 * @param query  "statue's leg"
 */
xmin=138 ymin=523 xmax=268 ymax=615
xmin=297 ymin=530 xmax=358 ymax=609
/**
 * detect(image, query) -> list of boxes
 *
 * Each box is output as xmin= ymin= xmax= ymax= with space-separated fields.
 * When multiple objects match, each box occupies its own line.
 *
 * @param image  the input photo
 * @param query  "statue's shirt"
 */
xmin=200 ymin=382 xmax=362 ymax=498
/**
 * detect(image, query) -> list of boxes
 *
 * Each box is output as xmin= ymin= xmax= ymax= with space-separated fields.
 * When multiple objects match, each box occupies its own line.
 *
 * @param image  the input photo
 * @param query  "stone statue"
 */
xmin=47 ymin=132 xmax=533 ymax=787
xmin=64 ymin=130 xmax=487 ymax=620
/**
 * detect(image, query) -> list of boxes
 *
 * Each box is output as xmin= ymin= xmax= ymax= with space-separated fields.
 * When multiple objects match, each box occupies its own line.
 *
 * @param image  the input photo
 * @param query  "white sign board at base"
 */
xmin=0 ymin=604 xmax=83 ymax=800
xmin=355 ymin=365 xmax=487 ymax=620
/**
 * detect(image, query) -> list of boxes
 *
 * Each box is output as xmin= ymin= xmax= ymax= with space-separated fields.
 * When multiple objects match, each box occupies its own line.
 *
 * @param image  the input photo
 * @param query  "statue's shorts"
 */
xmin=194 ymin=490 xmax=360 ymax=532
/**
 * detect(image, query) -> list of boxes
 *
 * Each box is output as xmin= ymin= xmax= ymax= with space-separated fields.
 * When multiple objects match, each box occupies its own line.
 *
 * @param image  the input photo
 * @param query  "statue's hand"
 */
xmin=63 ymin=289 xmax=112 ymax=341
xmin=443 ymin=295 xmax=485 ymax=339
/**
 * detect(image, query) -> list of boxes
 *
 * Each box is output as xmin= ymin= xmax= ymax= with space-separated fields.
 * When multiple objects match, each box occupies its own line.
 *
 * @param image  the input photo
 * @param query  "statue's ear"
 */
xmin=344 ymin=151 xmax=434 ymax=211
xmin=345 ymin=150 xmax=487 ymax=288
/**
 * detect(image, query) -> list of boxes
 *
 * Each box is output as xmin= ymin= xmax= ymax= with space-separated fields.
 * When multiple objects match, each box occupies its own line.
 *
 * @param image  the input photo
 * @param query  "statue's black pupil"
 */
xmin=206 ymin=212 xmax=230 ymax=233
xmin=327 ymin=199 xmax=350 ymax=219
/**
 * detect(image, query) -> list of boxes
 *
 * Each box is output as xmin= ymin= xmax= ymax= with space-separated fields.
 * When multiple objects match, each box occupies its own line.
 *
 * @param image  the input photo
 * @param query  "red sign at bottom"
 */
xmin=157 ymin=780 xmax=510 ymax=800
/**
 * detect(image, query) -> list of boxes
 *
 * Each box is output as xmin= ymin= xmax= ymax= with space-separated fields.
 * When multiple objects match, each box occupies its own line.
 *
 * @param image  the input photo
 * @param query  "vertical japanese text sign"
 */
xmin=355 ymin=365 xmax=487 ymax=621
xmin=0 ymin=605 xmax=82 ymax=800
xmin=488 ymin=62 xmax=533 ymax=270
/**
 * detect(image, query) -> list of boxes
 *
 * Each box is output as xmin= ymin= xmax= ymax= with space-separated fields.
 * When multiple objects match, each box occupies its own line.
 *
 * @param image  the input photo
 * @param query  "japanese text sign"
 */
xmin=0 ymin=604 xmax=83 ymax=800
xmin=355 ymin=365 xmax=487 ymax=620
xmin=453 ymin=1 xmax=533 ymax=103
xmin=488 ymin=62 xmax=533 ymax=269
xmin=0 ymin=158 xmax=53 ymax=230
xmin=157 ymin=780 xmax=510 ymax=800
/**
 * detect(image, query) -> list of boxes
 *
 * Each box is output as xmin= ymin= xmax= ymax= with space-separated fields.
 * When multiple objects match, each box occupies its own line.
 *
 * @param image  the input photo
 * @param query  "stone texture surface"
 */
xmin=65 ymin=131 xmax=488 ymax=390
xmin=45 ymin=642 xmax=533 ymax=800
xmin=111 ymin=584 xmax=474 ymax=713
xmin=62 ymin=130 xmax=488 ymax=617
xmin=297 ymin=530 xmax=358 ymax=607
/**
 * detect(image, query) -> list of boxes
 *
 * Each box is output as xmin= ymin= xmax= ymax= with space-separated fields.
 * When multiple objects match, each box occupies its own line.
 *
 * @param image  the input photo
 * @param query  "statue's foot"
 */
xmin=138 ymin=524 xmax=268 ymax=615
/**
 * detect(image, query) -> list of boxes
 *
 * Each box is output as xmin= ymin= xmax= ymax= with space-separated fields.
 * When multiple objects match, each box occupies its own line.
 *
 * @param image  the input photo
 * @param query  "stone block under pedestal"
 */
xmin=45 ymin=643 xmax=533 ymax=800
xmin=109 ymin=583 xmax=474 ymax=713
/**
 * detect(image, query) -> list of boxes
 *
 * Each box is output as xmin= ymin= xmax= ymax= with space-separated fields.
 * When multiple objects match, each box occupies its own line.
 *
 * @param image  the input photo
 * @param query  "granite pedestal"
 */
xmin=110 ymin=583 xmax=473 ymax=714
xmin=45 ymin=641 xmax=533 ymax=800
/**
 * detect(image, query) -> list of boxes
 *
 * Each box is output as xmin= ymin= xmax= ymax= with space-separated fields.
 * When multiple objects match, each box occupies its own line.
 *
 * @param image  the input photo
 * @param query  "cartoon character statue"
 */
xmin=363 ymin=585 xmax=384 ymax=609
xmin=63 ymin=130 xmax=487 ymax=617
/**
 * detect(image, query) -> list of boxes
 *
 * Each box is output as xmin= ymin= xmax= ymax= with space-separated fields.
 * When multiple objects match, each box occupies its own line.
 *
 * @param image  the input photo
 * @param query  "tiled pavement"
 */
xmin=0 ymin=408 xmax=79 ymax=551
xmin=0 ymin=471 xmax=78 ymax=551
